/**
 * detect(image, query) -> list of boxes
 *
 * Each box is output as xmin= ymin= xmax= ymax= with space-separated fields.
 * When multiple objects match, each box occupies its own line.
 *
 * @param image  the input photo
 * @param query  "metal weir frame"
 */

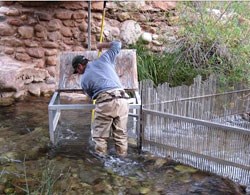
xmin=48 ymin=48 xmax=141 ymax=145
xmin=48 ymin=90 xmax=141 ymax=145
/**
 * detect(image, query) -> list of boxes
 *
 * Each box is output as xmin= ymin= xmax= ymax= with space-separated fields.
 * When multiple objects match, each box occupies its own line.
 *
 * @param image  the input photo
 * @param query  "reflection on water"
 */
xmin=0 ymin=96 xmax=49 ymax=134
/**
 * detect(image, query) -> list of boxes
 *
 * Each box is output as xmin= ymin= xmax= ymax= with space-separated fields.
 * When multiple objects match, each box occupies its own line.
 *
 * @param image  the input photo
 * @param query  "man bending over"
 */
xmin=72 ymin=40 xmax=129 ymax=157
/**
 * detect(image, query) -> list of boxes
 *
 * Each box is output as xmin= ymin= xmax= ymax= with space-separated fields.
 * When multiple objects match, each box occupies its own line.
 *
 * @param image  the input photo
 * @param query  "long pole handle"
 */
xmin=92 ymin=1 xmax=107 ymax=123
xmin=98 ymin=1 xmax=106 ymax=57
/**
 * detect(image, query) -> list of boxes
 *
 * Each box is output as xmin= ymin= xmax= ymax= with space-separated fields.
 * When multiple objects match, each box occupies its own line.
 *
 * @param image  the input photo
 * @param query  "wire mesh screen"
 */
xmin=140 ymin=76 xmax=250 ymax=186
xmin=53 ymin=108 xmax=138 ymax=147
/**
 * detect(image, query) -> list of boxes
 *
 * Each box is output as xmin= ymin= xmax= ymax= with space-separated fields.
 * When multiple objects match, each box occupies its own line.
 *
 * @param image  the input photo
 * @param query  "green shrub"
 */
xmin=178 ymin=2 xmax=250 ymax=86
xmin=130 ymin=2 xmax=250 ymax=88
xmin=130 ymin=39 xmax=203 ymax=87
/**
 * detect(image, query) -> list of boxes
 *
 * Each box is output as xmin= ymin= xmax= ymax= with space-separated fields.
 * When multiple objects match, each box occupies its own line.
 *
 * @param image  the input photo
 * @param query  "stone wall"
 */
xmin=0 ymin=1 xmax=177 ymax=104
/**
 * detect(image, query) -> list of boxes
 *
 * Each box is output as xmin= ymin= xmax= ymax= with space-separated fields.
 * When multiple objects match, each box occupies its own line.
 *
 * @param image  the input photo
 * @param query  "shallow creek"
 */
xmin=0 ymin=96 xmax=246 ymax=194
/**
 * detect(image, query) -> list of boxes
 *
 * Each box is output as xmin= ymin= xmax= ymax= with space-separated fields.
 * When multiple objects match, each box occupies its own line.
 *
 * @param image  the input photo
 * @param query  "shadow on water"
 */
xmin=0 ymin=96 xmax=247 ymax=194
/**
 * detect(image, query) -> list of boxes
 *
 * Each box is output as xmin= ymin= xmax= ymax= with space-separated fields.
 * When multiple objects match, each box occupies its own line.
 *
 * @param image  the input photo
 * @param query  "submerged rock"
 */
xmin=174 ymin=164 xmax=198 ymax=174
xmin=0 ymin=97 xmax=15 ymax=106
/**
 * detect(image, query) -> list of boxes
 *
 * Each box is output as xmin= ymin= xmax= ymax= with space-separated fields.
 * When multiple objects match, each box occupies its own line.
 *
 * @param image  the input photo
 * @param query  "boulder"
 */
xmin=120 ymin=20 xmax=142 ymax=45
xmin=0 ymin=56 xmax=53 ymax=98
xmin=141 ymin=32 xmax=152 ymax=43
xmin=0 ymin=56 xmax=26 ymax=92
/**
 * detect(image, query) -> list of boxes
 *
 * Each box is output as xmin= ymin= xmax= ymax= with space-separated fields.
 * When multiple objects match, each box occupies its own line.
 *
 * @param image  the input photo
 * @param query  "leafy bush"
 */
xmin=177 ymin=2 xmax=250 ymax=87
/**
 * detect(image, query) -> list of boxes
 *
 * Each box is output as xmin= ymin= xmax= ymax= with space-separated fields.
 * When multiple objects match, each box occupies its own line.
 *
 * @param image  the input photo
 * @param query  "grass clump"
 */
xmin=130 ymin=39 xmax=202 ymax=87
xmin=13 ymin=159 xmax=69 ymax=195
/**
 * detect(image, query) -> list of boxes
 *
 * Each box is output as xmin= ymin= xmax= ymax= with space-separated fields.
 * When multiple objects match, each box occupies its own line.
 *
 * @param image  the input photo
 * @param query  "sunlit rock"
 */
xmin=120 ymin=20 xmax=142 ymax=45
xmin=174 ymin=165 xmax=198 ymax=174
xmin=0 ymin=97 xmax=15 ymax=106
xmin=141 ymin=32 xmax=152 ymax=43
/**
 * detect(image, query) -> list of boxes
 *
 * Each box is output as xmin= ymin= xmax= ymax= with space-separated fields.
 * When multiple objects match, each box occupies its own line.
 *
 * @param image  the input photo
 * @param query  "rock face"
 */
xmin=0 ymin=1 xmax=177 ymax=99
xmin=0 ymin=55 xmax=55 ymax=99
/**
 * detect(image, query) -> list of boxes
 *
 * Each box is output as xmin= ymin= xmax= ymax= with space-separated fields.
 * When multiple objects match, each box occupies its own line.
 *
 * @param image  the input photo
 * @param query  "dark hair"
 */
xmin=72 ymin=55 xmax=89 ymax=73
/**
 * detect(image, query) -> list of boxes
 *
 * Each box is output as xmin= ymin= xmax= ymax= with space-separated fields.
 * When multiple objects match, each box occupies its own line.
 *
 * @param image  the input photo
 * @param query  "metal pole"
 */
xmin=87 ymin=1 xmax=91 ymax=50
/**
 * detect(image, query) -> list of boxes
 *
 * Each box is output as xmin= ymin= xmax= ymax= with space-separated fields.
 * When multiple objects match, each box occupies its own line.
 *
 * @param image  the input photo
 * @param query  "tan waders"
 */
xmin=92 ymin=89 xmax=129 ymax=157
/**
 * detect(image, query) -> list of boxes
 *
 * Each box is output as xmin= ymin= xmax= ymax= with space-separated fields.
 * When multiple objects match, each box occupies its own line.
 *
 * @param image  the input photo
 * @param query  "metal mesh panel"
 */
xmin=53 ymin=109 xmax=138 ymax=147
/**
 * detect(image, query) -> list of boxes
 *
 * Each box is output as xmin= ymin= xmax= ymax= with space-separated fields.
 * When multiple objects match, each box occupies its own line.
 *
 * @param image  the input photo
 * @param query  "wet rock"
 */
xmin=188 ymin=176 xmax=245 ymax=195
xmin=127 ymin=187 xmax=140 ymax=195
xmin=0 ymin=97 xmax=15 ymax=106
xmin=0 ymin=184 xmax=4 ymax=194
xmin=0 ymin=174 xmax=8 ymax=184
xmin=110 ymin=175 xmax=124 ymax=187
xmin=174 ymin=164 xmax=198 ymax=174
xmin=139 ymin=186 xmax=151 ymax=194
xmin=4 ymin=187 xmax=15 ymax=194
xmin=0 ymin=156 xmax=10 ymax=164
xmin=0 ymin=152 xmax=20 ymax=164
xmin=12 ymin=178 xmax=39 ymax=194
xmin=79 ymin=170 xmax=103 ymax=184
xmin=93 ymin=181 xmax=113 ymax=193
xmin=154 ymin=158 xmax=167 ymax=168
xmin=177 ymin=172 xmax=192 ymax=183
xmin=15 ymin=127 xmax=50 ymax=160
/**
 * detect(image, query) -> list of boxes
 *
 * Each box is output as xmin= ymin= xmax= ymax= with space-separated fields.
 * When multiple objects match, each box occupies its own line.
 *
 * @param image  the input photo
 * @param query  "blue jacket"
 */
xmin=80 ymin=41 xmax=122 ymax=99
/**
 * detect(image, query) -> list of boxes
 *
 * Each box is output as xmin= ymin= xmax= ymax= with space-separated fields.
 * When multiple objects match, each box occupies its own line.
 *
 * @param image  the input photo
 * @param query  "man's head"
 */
xmin=72 ymin=55 xmax=89 ymax=74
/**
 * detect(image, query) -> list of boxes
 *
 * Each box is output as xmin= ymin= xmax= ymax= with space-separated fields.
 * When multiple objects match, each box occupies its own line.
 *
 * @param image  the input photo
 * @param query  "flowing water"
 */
xmin=0 ymin=96 xmax=246 ymax=194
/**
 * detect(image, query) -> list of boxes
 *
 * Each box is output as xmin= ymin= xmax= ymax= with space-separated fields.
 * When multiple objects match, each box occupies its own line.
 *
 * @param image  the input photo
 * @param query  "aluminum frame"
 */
xmin=48 ymin=90 xmax=141 ymax=145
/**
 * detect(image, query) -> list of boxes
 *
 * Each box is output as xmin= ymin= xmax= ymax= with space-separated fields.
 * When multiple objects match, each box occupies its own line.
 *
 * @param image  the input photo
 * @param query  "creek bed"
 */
xmin=0 ymin=96 xmax=246 ymax=194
